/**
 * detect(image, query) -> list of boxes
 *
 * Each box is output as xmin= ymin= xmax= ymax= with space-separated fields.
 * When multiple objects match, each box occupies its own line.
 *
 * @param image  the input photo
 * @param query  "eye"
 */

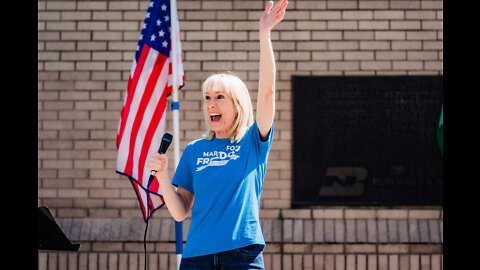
xmin=217 ymin=95 xmax=224 ymax=99
xmin=204 ymin=95 xmax=210 ymax=101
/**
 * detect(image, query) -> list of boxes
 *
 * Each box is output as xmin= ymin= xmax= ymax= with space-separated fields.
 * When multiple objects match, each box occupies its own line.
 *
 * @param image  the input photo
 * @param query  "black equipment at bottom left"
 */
xmin=38 ymin=206 xmax=80 ymax=251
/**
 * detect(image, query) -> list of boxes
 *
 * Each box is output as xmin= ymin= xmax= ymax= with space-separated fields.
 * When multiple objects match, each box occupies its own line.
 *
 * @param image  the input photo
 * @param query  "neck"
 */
xmin=214 ymin=131 xmax=230 ymax=139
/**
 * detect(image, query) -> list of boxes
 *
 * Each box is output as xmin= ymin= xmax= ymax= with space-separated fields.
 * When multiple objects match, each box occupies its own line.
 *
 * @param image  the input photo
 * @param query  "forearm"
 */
xmin=256 ymin=31 xmax=276 ymax=137
xmin=157 ymin=176 xmax=189 ymax=221
xmin=258 ymin=31 xmax=276 ymax=96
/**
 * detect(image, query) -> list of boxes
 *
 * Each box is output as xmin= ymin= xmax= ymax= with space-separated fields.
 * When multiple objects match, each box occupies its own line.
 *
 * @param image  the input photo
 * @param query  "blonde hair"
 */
xmin=202 ymin=73 xmax=254 ymax=143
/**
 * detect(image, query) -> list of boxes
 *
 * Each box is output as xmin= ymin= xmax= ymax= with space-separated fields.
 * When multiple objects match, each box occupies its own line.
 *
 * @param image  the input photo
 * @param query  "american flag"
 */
xmin=116 ymin=0 xmax=184 ymax=222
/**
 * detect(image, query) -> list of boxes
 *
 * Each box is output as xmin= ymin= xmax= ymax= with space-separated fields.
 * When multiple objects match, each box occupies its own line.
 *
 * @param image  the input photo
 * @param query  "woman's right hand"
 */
xmin=147 ymin=153 xmax=195 ymax=222
xmin=146 ymin=153 xmax=169 ymax=181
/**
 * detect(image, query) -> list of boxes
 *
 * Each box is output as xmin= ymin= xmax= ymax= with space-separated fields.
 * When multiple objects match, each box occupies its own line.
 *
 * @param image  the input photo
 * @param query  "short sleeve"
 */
xmin=171 ymin=144 xmax=194 ymax=194
xmin=251 ymin=121 xmax=274 ymax=158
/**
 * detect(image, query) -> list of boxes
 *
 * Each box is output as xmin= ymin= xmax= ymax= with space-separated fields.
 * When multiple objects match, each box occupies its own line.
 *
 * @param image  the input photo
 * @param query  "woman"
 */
xmin=146 ymin=0 xmax=288 ymax=268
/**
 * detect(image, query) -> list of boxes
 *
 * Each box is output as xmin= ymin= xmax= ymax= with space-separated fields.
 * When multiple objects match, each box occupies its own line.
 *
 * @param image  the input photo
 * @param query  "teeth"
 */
xmin=210 ymin=113 xmax=221 ymax=116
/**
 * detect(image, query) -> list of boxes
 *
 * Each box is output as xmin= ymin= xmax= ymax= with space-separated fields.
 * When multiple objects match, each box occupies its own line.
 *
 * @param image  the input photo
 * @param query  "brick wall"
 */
xmin=39 ymin=208 xmax=442 ymax=270
xmin=38 ymin=0 xmax=443 ymax=269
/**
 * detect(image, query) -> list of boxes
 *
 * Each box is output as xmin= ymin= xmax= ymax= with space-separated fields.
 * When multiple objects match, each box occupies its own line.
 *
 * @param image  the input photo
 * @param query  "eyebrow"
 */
xmin=205 ymin=89 xmax=226 ymax=95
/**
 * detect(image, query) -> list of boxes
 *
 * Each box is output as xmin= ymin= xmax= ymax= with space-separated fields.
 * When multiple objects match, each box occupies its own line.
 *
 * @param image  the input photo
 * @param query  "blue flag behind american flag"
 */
xmin=116 ymin=0 xmax=184 ymax=222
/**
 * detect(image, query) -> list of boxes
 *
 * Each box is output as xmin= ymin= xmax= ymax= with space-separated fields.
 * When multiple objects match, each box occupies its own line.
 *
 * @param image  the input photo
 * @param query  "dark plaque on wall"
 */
xmin=292 ymin=76 xmax=443 ymax=206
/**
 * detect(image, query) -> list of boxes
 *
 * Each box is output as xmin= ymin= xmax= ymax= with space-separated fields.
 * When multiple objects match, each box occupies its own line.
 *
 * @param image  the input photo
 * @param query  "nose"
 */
xmin=206 ymin=99 xmax=216 ymax=109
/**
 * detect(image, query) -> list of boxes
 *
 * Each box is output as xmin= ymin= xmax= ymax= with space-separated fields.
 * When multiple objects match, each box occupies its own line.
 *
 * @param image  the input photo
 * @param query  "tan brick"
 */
xmin=45 ymin=41 xmax=76 ymax=51
xmin=345 ymin=209 xmax=376 ymax=219
xmin=344 ymin=31 xmax=375 ymax=40
xmin=311 ymin=11 xmax=341 ymax=20
xmin=361 ymin=61 xmax=391 ymax=71
xmin=61 ymin=31 xmax=91 ymax=41
xmin=391 ymin=21 xmax=422 ymax=30
xmin=76 ymin=62 xmax=107 ymax=71
xmin=408 ymin=209 xmax=441 ymax=219
xmin=113 ymin=21 xmax=141 ymax=32
xmin=312 ymin=51 xmax=342 ymax=61
xmin=390 ymin=1 xmax=420 ymax=10
xmin=185 ymin=11 xmax=216 ymax=20
xmin=330 ymin=61 xmax=360 ymax=71
xmin=422 ymin=1 xmax=443 ymax=9
xmin=345 ymin=51 xmax=374 ymax=60
xmin=407 ymin=31 xmax=437 ymax=40
xmin=109 ymin=1 xmax=138 ymax=10
xmin=186 ymin=31 xmax=216 ymax=40
xmin=203 ymin=21 xmax=233 ymax=31
xmin=327 ymin=1 xmax=357 ymax=10
xmin=77 ymin=41 xmax=107 ymax=50
xmin=345 ymin=244 xmax=377 ymax=253
xmin=282 ymin=209 xmax=312 ymax=219
xmin=77 ymin=21 xmax=107 ymax=31
xmin=90 ymin=189 xmax=120 ymax=199
xmin=279 ymin=52 xmax=310 ymax=61
xmin=407 ymin=51 xmax=439 ymax=60
xmin=328 ymin=41 xmax=359 ymax=50
xmin=278 ymin=31 xmax=310 ymax=41
xmin=376 ymin=51 xmax=406 ymax=60
xmin=359 ymin=21 xmax=389 ymax=30
xmin=202 ymin=1 xmax=232 ymax=10
xmin=343 ymin=11 xmax=373 ymax=20
xmin=77 ymin=1 xmax=107 ymax=10
xmin=46 ymin=1 xmax=76 ymax=10
xmin=93 ymin=12 xmax=123 ymax=22
xmin=327 ymin=21 xmax=357 ymax=30
xmin=38 ymin=11 xmax=61 ymax=21
xmin=62 ymin=11 xmax=91 ymax=21
xmin=294 ymin=1 xmax=326 ymax=9
xmin=38 ymin=188 xmax=57 ymax=198
xmin=375 ymin=31 xmax=406 ymax=40
xmin=393 ymin=61 xmax=423 ymax=70
xmin=313 ymin=209 xmax=344 ymax=219
xmin=57 ymin=189 xmax=89 ymax=198
xmin=298 ymin=61 xmax=328 ymax=71
xmin=378 ymin=244 xmax=409 ymax=254
xmin=217 ymin=51 xmax=247 ymax=61
xmin=312 ymin=244 xmax=344 ymax=254
xmin=218 ymin=31 xmax=247 ymax=41
xmin=263 ymin=199 xmax=290 ymax=208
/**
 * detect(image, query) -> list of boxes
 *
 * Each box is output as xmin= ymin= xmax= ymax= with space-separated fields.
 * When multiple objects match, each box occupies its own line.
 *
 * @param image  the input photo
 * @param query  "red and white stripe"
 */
xmin=116 ymin=43 xmax=183 ymax=220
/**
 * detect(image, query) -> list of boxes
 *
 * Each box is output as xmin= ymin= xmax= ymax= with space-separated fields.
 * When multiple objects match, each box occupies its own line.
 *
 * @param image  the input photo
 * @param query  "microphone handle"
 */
xmin=148 ymin=134 xmax=172 ymax=184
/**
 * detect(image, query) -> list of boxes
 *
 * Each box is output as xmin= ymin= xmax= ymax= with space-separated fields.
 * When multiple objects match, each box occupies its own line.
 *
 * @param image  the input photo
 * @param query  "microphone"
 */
xmin=148 ymin=133 xmax=173 ymax=183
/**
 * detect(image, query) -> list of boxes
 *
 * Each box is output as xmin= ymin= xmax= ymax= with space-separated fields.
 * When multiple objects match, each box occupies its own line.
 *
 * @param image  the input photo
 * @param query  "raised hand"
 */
xmin=259 ymin=0 xmax=288 ymax=34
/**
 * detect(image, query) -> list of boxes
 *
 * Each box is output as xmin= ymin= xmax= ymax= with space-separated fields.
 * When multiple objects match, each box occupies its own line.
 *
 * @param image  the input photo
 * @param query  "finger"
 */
xmin=274 ymin=0 xmax=286 ymax=10
xmin=276 ymin=10 xmax=285 ymax=19
xmin=278 ymin=0 xmax=288 ymax=11
xmin=264 ymin=1 xmax=273 ymax=15
xmin=272 ymin=1 xmax=279 ymax=12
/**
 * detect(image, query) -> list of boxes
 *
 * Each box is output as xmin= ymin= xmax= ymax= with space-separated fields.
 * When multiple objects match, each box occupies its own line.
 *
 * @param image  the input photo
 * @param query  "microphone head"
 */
xmin=159 ymin=133 xmax=173 ymax=154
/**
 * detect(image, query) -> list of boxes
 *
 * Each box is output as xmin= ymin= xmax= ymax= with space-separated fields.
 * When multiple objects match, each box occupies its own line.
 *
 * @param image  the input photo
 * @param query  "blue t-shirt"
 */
xmin=172 ymin=121 xmax=274 ymax=258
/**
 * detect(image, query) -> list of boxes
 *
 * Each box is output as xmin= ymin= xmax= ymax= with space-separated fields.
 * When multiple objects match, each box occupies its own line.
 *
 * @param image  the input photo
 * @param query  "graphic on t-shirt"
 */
xmin=195 ymin=145 xmax=241 ymax=171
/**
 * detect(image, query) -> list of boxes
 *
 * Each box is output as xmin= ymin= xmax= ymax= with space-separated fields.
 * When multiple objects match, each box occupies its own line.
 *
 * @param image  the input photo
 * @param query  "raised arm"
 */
xmin=256 ymin=0 xmax=288 ymax=139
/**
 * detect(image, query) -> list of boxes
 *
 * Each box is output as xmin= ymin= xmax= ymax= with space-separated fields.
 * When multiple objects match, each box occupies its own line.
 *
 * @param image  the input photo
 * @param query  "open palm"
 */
xmin=259 ymin=0 xmax=288 ymax=33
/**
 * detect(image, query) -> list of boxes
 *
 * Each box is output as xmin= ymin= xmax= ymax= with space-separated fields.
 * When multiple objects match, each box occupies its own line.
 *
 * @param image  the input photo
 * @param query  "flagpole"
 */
xmin=170 ymin=0 xmax=182 ymax=269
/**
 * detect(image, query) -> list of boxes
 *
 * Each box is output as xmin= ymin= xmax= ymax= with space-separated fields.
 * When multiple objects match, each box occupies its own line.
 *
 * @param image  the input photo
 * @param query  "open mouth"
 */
xmin=210 ymin=113 xmax=222 ymax=122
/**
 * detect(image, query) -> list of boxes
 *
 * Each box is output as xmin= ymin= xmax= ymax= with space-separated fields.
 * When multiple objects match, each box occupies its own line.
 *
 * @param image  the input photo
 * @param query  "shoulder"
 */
xmin=245 ymin=120 xmax=273 ymax=142
xmin=185 ymin=137 xmax=212 ymax=152
xmin=187 ymin=137 xmax=209 ymax=147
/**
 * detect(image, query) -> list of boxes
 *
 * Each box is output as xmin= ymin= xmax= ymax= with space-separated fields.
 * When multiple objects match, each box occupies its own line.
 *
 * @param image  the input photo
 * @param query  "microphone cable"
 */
xmin=143 ymin=133 xmax=173 ymax=270
xmin=144 ymin=216 xmax=150 ymax=270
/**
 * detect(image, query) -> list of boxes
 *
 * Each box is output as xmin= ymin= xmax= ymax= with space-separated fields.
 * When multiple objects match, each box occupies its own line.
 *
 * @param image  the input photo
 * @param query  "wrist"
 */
xmin=156 ymin=173 xmax=170 ymax=185
xmin=259 ymin=29 xmax=271 ymax=38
